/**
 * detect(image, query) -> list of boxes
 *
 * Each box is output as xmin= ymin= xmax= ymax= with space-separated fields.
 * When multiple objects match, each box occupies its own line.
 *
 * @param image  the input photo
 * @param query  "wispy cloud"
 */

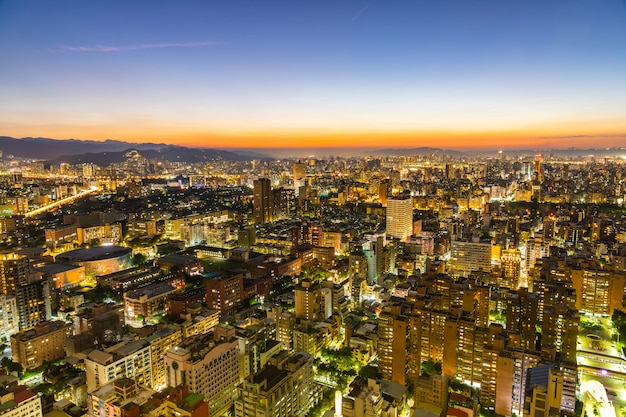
xmin=59 ymin=40 xmax=223 ymax=52
xmin=540 ymin=133 xmax=626 ymax=139
xmin=351 ymin=5 xmax=369 ymax=21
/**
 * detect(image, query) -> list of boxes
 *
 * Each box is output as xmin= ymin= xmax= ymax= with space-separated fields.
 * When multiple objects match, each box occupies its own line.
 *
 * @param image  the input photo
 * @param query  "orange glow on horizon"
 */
xmin=4 ymin=123 xmax=626 ymax=151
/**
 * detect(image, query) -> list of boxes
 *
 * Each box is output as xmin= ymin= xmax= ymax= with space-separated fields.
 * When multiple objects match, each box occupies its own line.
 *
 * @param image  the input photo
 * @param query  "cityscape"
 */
xmin=1 ymin=1 xmax=626 ymax=417
xmin=0 ymin=145 xmax=623 ymax=417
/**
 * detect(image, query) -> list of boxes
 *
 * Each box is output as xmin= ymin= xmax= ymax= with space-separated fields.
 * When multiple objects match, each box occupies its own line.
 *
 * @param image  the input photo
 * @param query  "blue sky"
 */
xmin=1 ymin=0 xmax=625 ymax=149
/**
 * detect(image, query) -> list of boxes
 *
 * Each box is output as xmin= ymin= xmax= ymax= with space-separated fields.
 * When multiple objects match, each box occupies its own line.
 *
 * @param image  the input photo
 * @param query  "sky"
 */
xmin=1 ymin=0 xmax=626 ymax=150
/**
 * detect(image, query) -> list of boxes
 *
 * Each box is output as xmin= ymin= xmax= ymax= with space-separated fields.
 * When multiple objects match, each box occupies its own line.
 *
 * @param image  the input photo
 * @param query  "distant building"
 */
xmin=253 ymin=178 xmax=273 ymax=224
xmin=386 ymin=197 xmax=413 ymax=241
xmin=450 ymin=239 xmax=492 ymax=275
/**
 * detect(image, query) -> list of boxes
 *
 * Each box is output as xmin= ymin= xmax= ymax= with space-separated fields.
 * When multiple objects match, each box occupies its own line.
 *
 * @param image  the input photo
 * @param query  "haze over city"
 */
xmin=2 ymin=0 xmax=626 ymax=150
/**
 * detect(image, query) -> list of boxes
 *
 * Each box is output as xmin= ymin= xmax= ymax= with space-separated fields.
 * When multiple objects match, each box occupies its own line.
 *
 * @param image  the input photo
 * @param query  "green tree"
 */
xmin=1 ymin=357 xmax=23 ymax=376
xmin=133 ymin=253 xmax=147 ymax=266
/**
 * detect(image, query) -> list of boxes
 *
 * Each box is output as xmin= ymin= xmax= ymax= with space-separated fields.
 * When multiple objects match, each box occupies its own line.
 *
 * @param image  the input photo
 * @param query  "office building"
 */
xmin=450 ymin=239 xmax=492 ymax=275
xmin=205 ymin=272 xmax=244 ymax=315
xmin=385 ymin=197 xmax=413 ymax=241
xmin=253 ymin=178 xmax=273 ymax=224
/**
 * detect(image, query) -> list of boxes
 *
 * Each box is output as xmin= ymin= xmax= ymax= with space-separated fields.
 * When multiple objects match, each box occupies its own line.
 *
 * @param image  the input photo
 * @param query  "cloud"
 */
xmin=351 ymin=5 xmax=369 ymax=21
xmin=540 ymin=133 xmax=626 ymax=139
xmin=59 ymin=40 xmax=223 ymax=52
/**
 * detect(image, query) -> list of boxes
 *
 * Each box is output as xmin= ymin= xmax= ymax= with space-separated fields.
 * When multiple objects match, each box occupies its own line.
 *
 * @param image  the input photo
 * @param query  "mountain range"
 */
xmin=1 ymin=136 xmax=625 ymax=165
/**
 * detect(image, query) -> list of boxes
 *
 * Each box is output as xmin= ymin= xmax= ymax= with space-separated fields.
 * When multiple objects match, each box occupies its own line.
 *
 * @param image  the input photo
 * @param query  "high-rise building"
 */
xmin=500 ymin=249 xmax=522 ymax=289
xmin=205 ymin=272 xmax=244 ymax=315
xmin=234 ymin=351 xmax=319 ymax=417
xmin=443 ymin=316 xmax=487 ymax=386
xmin=378 ymin=179 xmax=391 ymax=206
xmin=0 ymin=294 xmax=19 ymax=341
xmin=385 ymin=197 xmax=413 ymax=241
xmin=293 ymin=161 xmax=307 ymax=189
xmin=542 ymin=302 xmax=579 ymax=361
xmin=164 ymin=327 xmax=240 ymax=416
xmin=253 ymin=178 xmax=273 ymax=224
xmin=377 ymin=303 xmax=408 ymax=386
xmin=0 ymin=253 xmax=51 ymax=330
xmin=11 ymin=320 xmax=73 ymax=370
xmin=273 ymin=187 xmax=295 ymax=220
xmin=570 ymin=267 xmax=624 ymax=316
xmin=85 ymin=339 xmax=152 ymax=392
xmin=147 ymin=325 xmax=183 ymax=390
xmin=450 ymin=239 xmax=492 ymax=275
xmin=294 ymin=279 xmax=330 ymax=322
xmin=506 ymin=289 xmax=538 ymax=350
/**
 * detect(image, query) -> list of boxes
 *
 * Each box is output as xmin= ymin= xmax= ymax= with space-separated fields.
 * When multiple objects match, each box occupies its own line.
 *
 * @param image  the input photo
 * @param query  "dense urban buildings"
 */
xmin=0 ymin=149 xmax=625 ymax=417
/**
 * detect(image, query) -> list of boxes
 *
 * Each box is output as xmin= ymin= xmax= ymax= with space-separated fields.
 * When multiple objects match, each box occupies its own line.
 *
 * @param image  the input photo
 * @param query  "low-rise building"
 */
xmin=144 ymin=386 xmax=208 ymax=417
xmin=88 ymin=377 xmax=154 ymax=417
xmin=0 ymin=386 xmax=42 ymax=417
xmin=124 ymin=283 xmax=177 ymax=321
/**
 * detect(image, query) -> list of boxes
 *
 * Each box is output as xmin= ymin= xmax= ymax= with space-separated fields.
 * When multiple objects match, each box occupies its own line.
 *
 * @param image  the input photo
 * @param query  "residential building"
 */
xmin=205 ymin=272 xmax=244 ymax=315
xmin=234 ymin=351 xmax=319 ymax=417
xmin=11 ymin=320 xmax=73 ymax=370
xmin=85 ymin=339 xmax=152 ymax=392
xmin=0 ymin=386 xmax=42 ymax=417
xmin=164 ymin=327 xmax=240 ymax=416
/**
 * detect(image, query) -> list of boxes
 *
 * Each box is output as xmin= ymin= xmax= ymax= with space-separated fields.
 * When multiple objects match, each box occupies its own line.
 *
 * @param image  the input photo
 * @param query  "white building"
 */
xmin=386 ymin=197 xmax=413 ymax=241
xmin=0 ymin=294 xmax=19 ymax=342
xmin=164 ymin=327 xmax=240 ymax=416
xmin=0 ymin=386 xmax=42 ymax=417
xmin=84 ymin=339 xmax=152 ymax=392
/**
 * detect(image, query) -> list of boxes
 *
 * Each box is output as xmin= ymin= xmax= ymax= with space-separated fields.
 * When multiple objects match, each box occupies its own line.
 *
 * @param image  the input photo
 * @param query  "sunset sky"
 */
xmin=1 ymin=0 xmax=626 ymax=150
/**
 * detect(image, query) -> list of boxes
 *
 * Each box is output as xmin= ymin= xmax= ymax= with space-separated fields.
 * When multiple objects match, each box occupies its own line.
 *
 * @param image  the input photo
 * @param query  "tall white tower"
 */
xmin=386 ymin=197 xmax=413 ymax=241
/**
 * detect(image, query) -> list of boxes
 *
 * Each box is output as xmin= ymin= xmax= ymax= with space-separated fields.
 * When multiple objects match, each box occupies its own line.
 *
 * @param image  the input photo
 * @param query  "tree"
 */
xmin=359 ymin=364 xmax=382 ymax=379
xmin=1 ymin=357 xmax=23 ymax=376
xmin=133 ymin=253 xmax=147 ymax=266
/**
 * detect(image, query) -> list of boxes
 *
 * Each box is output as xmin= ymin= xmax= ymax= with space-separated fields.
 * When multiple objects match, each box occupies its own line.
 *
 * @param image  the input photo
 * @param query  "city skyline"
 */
xmin=2 ymin=1 xmax=626 ymax=150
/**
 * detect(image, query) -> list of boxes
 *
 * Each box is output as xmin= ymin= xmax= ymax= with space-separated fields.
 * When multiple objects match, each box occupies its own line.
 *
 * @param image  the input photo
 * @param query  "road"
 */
xmin=24 ymin=185 xmax=100 ymax=217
